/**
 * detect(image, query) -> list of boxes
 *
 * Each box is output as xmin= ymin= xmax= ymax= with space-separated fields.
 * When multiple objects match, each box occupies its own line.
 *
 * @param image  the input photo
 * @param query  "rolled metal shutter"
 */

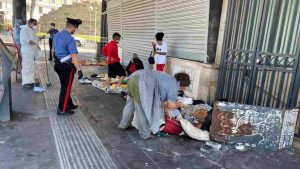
xmin=121 ymin=0 xmax=156 ymax=66
xmin=107 ymin=0 xmax=121 ymax=43
xmin=157 ymin=0 xmax=210 ymax=62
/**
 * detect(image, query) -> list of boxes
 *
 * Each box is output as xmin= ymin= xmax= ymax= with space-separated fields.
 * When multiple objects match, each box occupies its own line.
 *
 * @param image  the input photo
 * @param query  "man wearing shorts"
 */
xmin=106 ymin=32 xmax=126 ymax=93
xmin=153 ymin=32 xmax=167 ymax=71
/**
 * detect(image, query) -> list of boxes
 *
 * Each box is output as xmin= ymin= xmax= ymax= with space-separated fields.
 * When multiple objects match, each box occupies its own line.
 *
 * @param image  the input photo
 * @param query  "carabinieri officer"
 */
xmin=53 ymin=18 xmax=84 ymax=115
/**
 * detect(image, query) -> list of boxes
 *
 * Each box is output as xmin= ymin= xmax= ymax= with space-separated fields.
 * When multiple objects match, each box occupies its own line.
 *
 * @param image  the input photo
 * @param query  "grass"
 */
xmin=37 ymin=32 xmax=100 ymax=42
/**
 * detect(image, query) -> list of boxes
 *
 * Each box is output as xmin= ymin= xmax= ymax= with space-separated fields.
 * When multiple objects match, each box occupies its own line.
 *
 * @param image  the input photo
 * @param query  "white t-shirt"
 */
xmin=155 ymin=41 xmax=168 ymax=64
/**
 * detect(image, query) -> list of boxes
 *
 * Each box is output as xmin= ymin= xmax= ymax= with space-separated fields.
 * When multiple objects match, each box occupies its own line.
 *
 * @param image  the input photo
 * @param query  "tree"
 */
xmin=30 ymin=0 xmax=36 ymax=19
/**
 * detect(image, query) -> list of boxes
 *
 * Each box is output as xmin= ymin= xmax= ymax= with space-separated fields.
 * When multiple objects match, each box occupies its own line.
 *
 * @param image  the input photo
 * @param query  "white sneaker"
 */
xmin=79 ymin=77 xmax=92 ymax=84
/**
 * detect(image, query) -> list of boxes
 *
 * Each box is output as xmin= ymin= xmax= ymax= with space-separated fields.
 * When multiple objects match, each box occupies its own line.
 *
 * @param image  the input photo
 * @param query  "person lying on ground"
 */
xmin=119 ymin=70 xmax=191 ymax=139
xmin=125 ymin=53 xmax=144 ymax=76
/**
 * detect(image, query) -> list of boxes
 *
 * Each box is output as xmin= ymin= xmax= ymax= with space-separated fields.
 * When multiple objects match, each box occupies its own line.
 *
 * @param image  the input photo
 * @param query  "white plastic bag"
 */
xmin=178 ymin=116 xmax=210 ymax=141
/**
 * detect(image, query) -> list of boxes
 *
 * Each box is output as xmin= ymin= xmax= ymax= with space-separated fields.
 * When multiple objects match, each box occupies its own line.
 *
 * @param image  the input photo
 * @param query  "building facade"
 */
xmin=104 ymin=0 xmax=300 ymax=137
xmin=105 ymin=0 xmax=224 ymax=101
xmin=0 ymin=0 xmax=13 ymax=27
xmin=26 ymin=0 xmax=101 ymax=20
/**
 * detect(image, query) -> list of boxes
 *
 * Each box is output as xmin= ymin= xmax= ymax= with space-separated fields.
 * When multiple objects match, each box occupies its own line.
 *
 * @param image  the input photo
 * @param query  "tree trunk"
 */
xmin=30 ymin=0 xmax=36 ymax=19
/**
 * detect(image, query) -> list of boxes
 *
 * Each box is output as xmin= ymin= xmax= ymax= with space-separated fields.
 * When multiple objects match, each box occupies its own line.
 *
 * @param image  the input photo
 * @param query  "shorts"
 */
xmin=108 ymin=62 xmax=126 ymax=78
xmin=156 ymin=64 xmax=165 ymax=71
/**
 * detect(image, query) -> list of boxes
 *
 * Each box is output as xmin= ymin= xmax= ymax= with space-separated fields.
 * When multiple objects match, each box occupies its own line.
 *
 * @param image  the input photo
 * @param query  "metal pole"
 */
xmin=94 ymin=7 xmax=97 ymax=43
xmin=90 ymin=10 xmax=92 ymax=41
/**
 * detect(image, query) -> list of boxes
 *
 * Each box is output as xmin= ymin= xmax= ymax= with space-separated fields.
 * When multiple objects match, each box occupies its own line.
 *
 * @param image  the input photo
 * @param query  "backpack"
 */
xmin=102 ymin=45 xmax=108 ymax=57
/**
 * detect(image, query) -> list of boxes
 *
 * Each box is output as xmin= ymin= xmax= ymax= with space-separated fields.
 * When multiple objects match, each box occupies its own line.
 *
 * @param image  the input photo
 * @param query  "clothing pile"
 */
xmin=160 ymin=96 xmax=211 ymax=141
xmin=181 ymin=104 xmax=212 ymax=129
xmin=91 ymin=73 xmax=128 ymax=93
xmin=79 ymin=60 xmax=107 ymax=66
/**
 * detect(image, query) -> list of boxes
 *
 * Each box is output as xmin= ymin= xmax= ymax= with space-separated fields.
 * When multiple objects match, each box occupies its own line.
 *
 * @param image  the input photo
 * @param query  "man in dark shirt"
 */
xmin=125 ymin=53 xmax=144 ymax=75
xmin=47 ymin=23 xmax=59 ymax=61
xmin=53 ymin=18 xmax=83 ymax=115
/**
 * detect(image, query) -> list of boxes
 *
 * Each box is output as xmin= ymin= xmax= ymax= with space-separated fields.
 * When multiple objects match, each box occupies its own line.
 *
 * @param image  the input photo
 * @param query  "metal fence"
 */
xmin=217 ymin=0 xmax=300 ymax=137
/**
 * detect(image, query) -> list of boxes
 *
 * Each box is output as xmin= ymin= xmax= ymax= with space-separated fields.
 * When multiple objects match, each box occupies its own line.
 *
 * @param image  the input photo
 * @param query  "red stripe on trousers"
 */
xmin=63 ymin=67 xmax=74 ymax=112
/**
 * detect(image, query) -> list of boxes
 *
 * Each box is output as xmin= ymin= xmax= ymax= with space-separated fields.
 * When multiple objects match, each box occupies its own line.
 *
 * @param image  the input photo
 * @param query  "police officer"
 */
xmin=53 ymin=18 xmax=83 ymax=115
xmin=47 ymin=23 xmax=59 ymax=61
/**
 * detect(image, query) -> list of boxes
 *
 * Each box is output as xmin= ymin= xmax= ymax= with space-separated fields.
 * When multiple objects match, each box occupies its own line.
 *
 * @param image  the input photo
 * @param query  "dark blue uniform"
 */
xmin=47 ymin=28 xmax=59 ymax=60
xmin=53 ymin=29 xmax=78 ymax=112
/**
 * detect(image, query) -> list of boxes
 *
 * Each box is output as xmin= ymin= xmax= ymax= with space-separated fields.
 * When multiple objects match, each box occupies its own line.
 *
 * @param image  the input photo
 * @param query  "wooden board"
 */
xmin=0 ymin=39 xmax=15 ymax=62
xmin=295 ymin=113 xmax=300 ymax=135
xmin=0 ymin=83 xmax=3 ymax=102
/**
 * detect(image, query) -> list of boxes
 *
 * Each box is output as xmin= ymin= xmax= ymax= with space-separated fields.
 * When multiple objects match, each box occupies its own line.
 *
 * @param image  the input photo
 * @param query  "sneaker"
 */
xmin=105 ymin=87 xmax=113 ymax=94
xmin=79 ymin=77 xmax=92 ymax=84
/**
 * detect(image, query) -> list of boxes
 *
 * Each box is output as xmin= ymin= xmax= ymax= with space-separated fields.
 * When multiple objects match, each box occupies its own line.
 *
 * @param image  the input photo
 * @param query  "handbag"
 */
xmin=148 ymin=52 xmax=155 ymax=64
xmin=148 ymin=44 xmax=156 ymax=64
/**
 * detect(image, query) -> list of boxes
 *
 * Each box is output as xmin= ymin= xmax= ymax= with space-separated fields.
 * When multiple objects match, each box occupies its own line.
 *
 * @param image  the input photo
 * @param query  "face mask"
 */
xmin=33 ymin=26 xmax=37 ymax=30
xmin=116 ymin=40 xmax=120 ymax=43
xmin=71 ymin=27 xmax=77 ymax=35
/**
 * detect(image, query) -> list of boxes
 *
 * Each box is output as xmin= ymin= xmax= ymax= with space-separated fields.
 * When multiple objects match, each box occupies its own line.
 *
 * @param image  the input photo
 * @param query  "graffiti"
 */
xmin=211 ymin=102 xmax=299 ymax=149
xmin=279 ymin=109 xmax=299 ymax=149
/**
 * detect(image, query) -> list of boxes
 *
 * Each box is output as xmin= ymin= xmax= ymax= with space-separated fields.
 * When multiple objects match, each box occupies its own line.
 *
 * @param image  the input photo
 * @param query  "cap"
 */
xmin=66 ymin=18 xmax=82 ymax=27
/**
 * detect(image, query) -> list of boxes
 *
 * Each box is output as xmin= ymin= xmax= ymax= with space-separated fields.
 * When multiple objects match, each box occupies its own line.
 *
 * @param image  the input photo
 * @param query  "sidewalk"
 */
xmin=0 ymin=49 xmax=299 ymax=169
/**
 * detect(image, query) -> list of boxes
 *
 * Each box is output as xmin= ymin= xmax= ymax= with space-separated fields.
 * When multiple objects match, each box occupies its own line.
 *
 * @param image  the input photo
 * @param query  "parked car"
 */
xmin=74 ymin=36 xmax=86 ymax=47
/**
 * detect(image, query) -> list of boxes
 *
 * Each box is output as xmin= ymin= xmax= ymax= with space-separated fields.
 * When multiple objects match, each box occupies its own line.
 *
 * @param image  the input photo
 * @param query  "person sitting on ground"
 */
xmin=104 ymin=32 xmax=126 ymax=93
xmin=119 ymin=70 xmax=191 ymax=139
xmin=152 ymin=32 xmax=167 ymax=72
xmin=125 ymin=53 xmax=144 ymax=76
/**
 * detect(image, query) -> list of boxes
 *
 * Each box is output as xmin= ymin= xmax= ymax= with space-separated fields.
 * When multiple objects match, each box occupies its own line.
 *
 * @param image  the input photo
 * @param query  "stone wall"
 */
xmin=215 ymin=0 xmax=228 ymax=66
xmin=38 ymin=2 xmax=101 ymax=36
xmin=165 ymin=57 xmax=219 ymax=102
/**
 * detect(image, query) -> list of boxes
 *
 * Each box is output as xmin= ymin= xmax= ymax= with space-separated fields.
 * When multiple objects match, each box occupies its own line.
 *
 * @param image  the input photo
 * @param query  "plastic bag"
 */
xmin=178 ymin=116 xmax=210 ymax=141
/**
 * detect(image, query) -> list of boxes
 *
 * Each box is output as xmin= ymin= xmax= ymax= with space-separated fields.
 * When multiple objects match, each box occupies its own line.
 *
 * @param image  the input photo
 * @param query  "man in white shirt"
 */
xmin=20 ymin=18 xmax=41 ymax=89
xmin=152 ymin=32 xmax=167 ymax=71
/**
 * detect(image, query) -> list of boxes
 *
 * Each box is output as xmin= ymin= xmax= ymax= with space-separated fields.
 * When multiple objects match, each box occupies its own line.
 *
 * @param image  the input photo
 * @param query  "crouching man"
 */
xmin=119 ymin=70 xmax=190 ymax=139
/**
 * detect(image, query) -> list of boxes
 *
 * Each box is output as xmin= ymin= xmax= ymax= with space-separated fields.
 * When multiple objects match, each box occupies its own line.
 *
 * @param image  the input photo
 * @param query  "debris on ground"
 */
xmin=206 ymin=141 xmax=221 ymax=150
xmin=200 ymin=145 xmax=213 ymax=153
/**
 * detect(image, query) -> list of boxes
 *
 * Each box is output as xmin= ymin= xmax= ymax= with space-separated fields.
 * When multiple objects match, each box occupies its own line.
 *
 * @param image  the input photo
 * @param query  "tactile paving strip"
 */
xmin=38 ymin=63 xmax=116 ymax=169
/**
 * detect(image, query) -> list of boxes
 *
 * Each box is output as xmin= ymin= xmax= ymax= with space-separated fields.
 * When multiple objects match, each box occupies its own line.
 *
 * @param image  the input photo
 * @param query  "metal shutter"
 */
xmin=157 ymin=0 xmax=210 ymax=62
xmin=121 ymin=0 xmax=156 ymax=66
xmin=107 ymin=0 xmax=121 ymax=43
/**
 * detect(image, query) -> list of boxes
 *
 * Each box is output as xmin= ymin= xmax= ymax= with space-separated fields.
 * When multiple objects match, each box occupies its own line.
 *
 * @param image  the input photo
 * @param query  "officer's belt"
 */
xmin=60 ymin=55 xmax=71 ymax=63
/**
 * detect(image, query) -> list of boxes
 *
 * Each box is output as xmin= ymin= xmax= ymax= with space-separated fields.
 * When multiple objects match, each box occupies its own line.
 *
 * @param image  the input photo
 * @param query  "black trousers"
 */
xmin=49 ymin=38 xmax=53 ymax=60
xmin=54 ymin=63 xmax=76 ymax=112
